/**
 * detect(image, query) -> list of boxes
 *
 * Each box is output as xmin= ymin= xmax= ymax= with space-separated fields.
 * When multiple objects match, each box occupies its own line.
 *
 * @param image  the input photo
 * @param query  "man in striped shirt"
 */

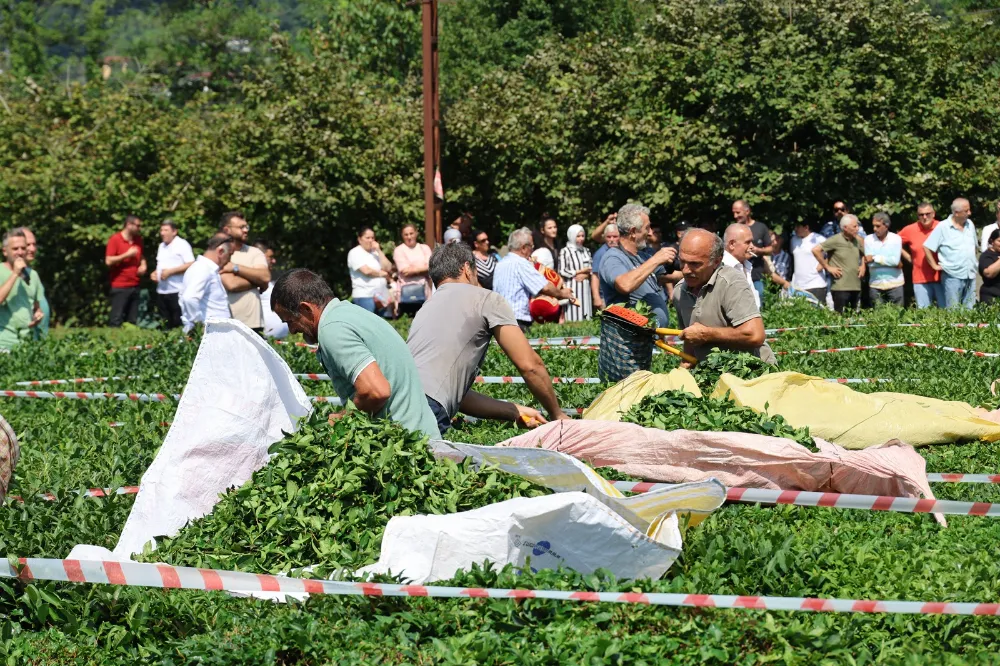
xmin=493 ymin=227 xmax=576 ymax=331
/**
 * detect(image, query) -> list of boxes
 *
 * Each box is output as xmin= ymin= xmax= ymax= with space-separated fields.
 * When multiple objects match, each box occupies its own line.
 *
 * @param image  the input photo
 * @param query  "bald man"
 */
xmin=723 ymin=224 xmax=760 ymax=309
xmin=672 ymin=229 xmax=776 ymax=366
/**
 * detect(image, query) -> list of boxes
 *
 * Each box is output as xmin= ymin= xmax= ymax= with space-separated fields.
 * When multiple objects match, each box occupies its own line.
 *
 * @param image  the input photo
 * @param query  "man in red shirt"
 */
xmin=898 ymin=202 xmax=942 ymax=308
xmin=105 ymin=215 xmax=147 ymax=326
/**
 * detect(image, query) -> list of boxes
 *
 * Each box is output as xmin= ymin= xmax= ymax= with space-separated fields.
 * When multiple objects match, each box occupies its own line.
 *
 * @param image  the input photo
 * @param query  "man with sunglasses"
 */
xmin=899 ymin=202 xmax=943 ymax=308
xmin=821 ymin=202 xmax=850 ymax=239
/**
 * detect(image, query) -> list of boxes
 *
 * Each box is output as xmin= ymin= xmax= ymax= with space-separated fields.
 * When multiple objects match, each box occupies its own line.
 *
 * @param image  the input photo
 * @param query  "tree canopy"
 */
xmin=1 ymin=0 xmax=999 ymax=324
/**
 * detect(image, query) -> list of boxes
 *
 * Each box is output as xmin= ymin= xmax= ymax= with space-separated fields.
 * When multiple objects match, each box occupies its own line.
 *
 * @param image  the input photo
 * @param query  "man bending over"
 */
xmin=271 ymin=269 xmax=440 ymax=439
xmin=408 ymin=242 xmax=571 ymax=435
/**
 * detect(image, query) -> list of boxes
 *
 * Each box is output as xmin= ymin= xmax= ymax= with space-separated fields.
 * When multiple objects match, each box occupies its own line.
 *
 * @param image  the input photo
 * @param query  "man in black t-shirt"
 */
xmin=732 ymin=200 xmax=772 ymax=308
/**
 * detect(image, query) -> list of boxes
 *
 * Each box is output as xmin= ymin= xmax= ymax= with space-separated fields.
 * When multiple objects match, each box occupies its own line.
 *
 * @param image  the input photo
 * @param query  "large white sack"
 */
xmin=359 ymin=491 xmax=683 ymax=584
xmin=69 ymin=318 xmax=312 ymax=560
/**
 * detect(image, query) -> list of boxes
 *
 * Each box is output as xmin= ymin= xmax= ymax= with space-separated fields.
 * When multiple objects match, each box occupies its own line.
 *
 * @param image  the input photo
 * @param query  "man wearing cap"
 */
xmin=673 ymin=229 xmax=776 ymax=366
xmin=443 ymin=228 xmax=463 ymax=245
xmin=591 ymin=223 xmax=620 ymax=310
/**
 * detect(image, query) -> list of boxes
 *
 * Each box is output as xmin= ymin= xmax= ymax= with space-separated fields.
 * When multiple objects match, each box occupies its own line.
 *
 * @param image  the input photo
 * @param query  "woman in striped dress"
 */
xmin=558 ymin=224 xmax=593 ymax=321
xmin=472 ymin=229 xmax=498 ymax=290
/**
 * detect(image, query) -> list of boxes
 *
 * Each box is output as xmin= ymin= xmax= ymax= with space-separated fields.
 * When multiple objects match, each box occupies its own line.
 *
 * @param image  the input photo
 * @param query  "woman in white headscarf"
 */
xmin=558 ymin=224 xmax=594 ymax=321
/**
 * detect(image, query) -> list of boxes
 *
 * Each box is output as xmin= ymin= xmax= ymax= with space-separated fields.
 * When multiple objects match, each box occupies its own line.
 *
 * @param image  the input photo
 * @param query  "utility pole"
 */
xmin=421 ymin=0 xmax=442 ymax=248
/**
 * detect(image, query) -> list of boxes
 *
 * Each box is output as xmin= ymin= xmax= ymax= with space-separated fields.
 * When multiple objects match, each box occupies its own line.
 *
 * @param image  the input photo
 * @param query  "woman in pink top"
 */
xmin=392 ymin=224 xmax=433 ymax=316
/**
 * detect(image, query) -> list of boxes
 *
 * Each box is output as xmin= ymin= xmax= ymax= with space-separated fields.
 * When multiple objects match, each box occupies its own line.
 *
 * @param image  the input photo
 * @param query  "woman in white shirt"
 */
xmin=347 ymin=226 xmax=394 ymax=313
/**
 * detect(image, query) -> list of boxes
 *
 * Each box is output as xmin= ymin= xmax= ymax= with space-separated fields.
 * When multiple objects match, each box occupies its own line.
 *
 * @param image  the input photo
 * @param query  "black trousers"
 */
xmin=156 ymin=292 xmax=183 ymax=329
xmin=831 ymin=290 xmax=860 ymax=313
xmin=109 ymin=287 xmax=140 ymax=327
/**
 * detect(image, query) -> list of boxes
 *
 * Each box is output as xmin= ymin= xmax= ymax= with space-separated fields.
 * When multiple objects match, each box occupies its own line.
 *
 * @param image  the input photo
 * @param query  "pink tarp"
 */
xmin=497 ymin=420 xmax=936 ymax=506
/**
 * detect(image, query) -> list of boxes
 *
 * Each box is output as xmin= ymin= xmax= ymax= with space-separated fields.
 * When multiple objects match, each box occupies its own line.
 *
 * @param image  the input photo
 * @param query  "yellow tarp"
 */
xmin=712 ymin=371 xmax=1000 ymax=449
xmin=583 ymin=369 xmax=701 ymax=421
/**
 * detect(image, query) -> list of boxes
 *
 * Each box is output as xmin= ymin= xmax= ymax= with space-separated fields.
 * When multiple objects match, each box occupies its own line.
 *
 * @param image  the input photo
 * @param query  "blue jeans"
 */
xmin=353 ymin=297 xmax=376 ymax=312
xmin=426 ymin=396 xmax=451 ymax=436
xmin=753 ymin=280 xmax=765 ymax=309
xmin=912 ymin=282 xmax=945 ymax=309
xmin=941 ymin=274 xmax=975 ymax=309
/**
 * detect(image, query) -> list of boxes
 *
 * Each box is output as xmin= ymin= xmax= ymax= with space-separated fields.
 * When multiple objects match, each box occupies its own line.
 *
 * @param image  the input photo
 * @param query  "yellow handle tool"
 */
xmin=654 ymin=339 xmax=699 ymax=365
xmin=654 ymin=328 xmax=683 ymax=336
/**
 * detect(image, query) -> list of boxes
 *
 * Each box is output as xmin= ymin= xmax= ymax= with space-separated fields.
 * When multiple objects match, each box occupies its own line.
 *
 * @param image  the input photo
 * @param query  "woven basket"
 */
xmin=0 ymin=414 xmax=19 ymax=503
xmin=598 ymin=315 xmax=653 ymax=382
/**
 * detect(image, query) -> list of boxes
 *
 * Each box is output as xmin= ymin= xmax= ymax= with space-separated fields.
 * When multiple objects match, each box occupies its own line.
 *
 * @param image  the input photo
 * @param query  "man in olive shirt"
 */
xmin=673 ymin=229 xmax=776 ymax=365
xmin=812 ymin=214 xmax=865 ymax=313
xmin=271 ymin=269 xmax=439 ymax=440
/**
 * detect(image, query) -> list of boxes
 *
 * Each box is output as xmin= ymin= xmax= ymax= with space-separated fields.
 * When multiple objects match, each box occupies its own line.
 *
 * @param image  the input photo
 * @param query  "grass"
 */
xmin=2 ymin=296 xmax=1000 ymax=663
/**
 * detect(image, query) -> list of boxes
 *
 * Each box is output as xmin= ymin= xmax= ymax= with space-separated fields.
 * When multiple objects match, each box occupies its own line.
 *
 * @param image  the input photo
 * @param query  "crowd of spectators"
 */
xmin=3 ymin=196 xmax=1000 ymax=352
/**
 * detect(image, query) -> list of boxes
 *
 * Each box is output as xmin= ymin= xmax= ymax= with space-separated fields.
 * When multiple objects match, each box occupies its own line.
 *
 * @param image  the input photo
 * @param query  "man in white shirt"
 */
xmin=180 ymin=234 xmax=233 ymax=333
xmin=722 ymin=224 xmax=760 ymax=309
xmin=789 ymin=222 xmax=828 ymax=303
xmin=864 ymin=213 xmax=904 ymax=306
xmin=219 ymin=211 xmax=271 ymax=332
xmin=151 ymin=219 xmax=194 ymax=329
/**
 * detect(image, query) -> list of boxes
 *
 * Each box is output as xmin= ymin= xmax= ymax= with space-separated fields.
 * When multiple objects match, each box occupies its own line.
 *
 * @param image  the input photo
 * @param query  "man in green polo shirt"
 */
xmin=270 ymin=268 xmax=440 ymax=439
xmin=813 ymin=214 xmax=866 ymax=313
xmin=0 ymin=229 xmax=43 ymax=350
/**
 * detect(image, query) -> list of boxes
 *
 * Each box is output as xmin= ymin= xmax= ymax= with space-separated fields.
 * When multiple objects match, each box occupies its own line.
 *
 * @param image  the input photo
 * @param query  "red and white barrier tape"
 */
xmin=15 ymin=376 xmax=139 ymax=386
xmin=11 ymin=470 xmax=991 ymax=508
xmin=4 ymin=556 xmax=998 ymax=616
xmin=0 ymin=390 xmax=176 ymax=403
xmin=775 ymin=342 xmax=1000 ymax=358
xmin=0 ymin=390 xmax=343 ymax=406
xmin=293 ymin=373 xmax=604 ymax=385
xmin=927 ymin=473 xmax=1000 ymax=484
xmin=612 ymin=481 xmax=999 ymax=516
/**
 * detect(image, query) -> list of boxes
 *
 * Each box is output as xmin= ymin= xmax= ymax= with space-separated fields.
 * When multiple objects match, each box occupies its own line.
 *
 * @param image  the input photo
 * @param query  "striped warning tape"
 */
xmin=0 ymin=390 xmax=176 ymax=403
xmin=15 ymin=376 xmax=140 ymax=386
xmin=12 ymin=469 xmax=994 ymax=508
xmin=611 ymin=481 xmax=999 ymax=516
xmin=927 ymin=473 xmax=1000 ymax=484
xmin=293 ymin=373 xmax=605 ymax=385
xmin=2 ymin=556 xmax=997 ymax=616
xmin=775 ymin=342 xmax=1000 ymax=358
xmin=0 ymin=390 xmax=345 ymax=406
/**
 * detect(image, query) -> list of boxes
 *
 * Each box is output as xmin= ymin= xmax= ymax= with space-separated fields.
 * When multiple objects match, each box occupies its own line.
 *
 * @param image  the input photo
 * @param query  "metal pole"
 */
xmin=421 ymin=0 xmax=440 ymax=248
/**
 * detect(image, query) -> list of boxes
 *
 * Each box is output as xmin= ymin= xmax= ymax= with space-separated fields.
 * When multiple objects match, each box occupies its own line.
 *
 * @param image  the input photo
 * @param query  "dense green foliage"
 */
xmin=5 ymin=0 xmax=1000 ymax=323
xmin=622 ymin=390 xmax=817 ymax=451
xmin=3 ymin=301 xmax=1000 ymax=662
xmin=145 ymin=411 xmax=547 ymax=577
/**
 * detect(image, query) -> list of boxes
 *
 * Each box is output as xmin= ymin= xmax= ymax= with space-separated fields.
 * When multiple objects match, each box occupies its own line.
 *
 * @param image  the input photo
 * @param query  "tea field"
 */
xmin=3 ymin=300 xmax=1000 ymax=664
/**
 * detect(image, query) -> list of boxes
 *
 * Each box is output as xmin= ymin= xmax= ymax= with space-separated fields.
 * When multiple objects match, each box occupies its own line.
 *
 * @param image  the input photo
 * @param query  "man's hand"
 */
xmin=558 ymin=287 xmax=579 ymax=305
xmin=27 ymin=307 xmax=43 ymax=327
xmin=124 ymin=246 xmax=139 ymax=259
xmin=327 ymin=410 xmax=348 ymax=425
xmin=864 ymin=254 xmax=874 ymax=264
xmin=858 ymin=263 xmax=866 ymax=278
xmin=220 ymin=262 xmax=234 ymax=274
xmin=680 ymin=322 xmax=713 ymax=345
xmin=150 ymin=271 xmax=159 ymax=283
xmin=827 ymin=266 xmax=843 ymax=279
xmin=593 ymin=297 xmax=605 ymax=309
xmin=515 ymin=404 xmax=549 ymax=429
xmin=11 ymin=257 xmax=26 ymax=274
xmin=654 ymin=246 xmax=677 ymax=266
xmin=137 ymin=260 xmax=147 ymax=276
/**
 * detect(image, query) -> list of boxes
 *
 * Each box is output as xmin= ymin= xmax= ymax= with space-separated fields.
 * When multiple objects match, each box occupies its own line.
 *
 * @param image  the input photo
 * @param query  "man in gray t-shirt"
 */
xmin=407 ymin=243 xmax=570 ymax=435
